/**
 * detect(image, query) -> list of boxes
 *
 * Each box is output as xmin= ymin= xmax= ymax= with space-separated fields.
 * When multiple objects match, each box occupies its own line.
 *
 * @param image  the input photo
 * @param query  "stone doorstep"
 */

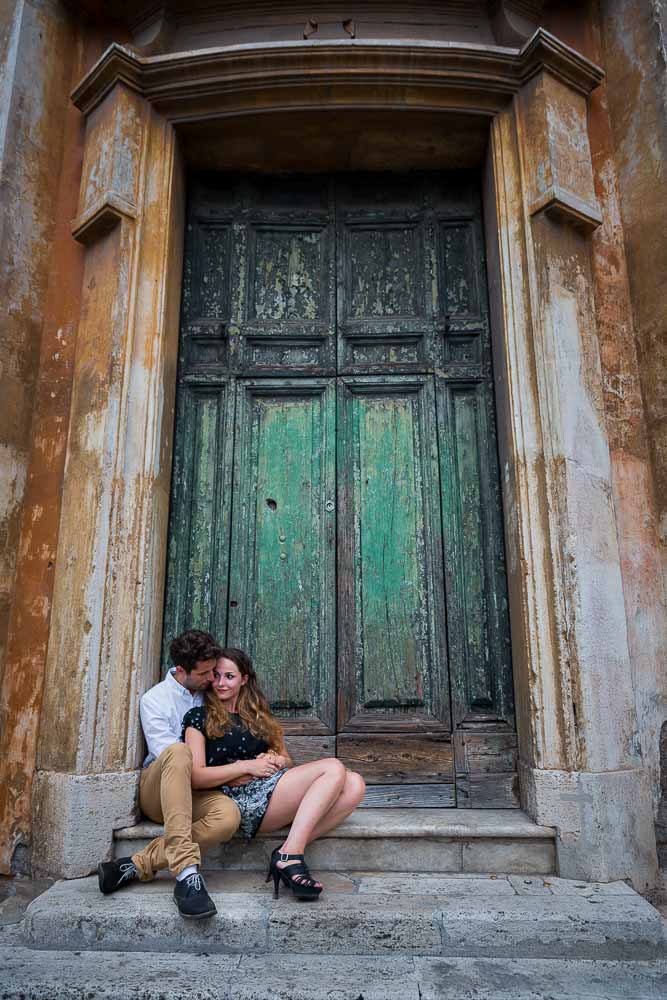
xmin=2 ymin=951 xmax=667 ymax=1000
xmin=114 ymin=808 xmax=557 ymax=874
xmin=21 ymin=871 xmax=666 ymax=961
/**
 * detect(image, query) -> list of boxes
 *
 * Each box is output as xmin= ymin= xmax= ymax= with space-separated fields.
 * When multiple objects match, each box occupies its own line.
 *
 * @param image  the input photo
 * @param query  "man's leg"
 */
xmin=191 ymin=789 xmax=241 ymax=855
xmin=98 ymin=744 xmax=240 ymax=918
xmin=131 ymin=742 xmax=200 ymax=880
xmin=129 ymin=749 xmax=240 ymax=878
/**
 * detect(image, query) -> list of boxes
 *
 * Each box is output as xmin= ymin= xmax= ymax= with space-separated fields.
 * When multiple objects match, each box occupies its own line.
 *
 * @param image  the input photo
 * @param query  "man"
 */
xmin=96 ymin=629 xmax=241 ymax=918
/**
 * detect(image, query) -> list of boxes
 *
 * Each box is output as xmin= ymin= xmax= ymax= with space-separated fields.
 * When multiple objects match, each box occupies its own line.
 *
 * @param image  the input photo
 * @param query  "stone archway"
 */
xmin=29 ymin=31 xmax=657 ymax=887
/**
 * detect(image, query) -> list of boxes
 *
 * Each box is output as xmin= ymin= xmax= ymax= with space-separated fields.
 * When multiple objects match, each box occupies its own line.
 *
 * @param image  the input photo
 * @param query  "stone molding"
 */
xmin=70 ymin=29 xmax=604 ymax=118
xmin=71 ymin=192 xmax=138 ymax=245
xmin=528 ymin=186 xmax=603 ymax=234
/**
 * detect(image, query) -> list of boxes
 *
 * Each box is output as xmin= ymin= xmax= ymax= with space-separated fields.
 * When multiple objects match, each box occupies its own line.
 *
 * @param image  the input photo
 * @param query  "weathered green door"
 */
xmin=163 ymin=173 xmax=517 ymax=807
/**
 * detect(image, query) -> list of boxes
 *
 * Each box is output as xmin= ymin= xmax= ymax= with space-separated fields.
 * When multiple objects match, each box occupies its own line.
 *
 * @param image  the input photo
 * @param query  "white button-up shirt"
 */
xmin=140 ymin=669 xmax=205 ymax=766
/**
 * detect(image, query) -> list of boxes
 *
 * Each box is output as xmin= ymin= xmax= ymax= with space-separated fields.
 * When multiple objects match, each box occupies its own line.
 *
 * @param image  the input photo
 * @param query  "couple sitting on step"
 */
xmin=96 ymin=630 xmax=365 ymax=918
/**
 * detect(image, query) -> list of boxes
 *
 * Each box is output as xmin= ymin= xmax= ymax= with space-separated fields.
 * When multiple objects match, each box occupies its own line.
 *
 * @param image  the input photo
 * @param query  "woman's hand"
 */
xmin=258 ymin=751 xmax=289 ymax=769
xmin=244 ymin=756 xmax=281 ymax=779
xmin=225 ymin=775 xmax=251 ymax=788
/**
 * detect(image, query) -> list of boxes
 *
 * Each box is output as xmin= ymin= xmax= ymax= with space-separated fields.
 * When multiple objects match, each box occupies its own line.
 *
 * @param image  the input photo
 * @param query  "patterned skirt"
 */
xmin=222 ymin=768 xmax=288 ymax=840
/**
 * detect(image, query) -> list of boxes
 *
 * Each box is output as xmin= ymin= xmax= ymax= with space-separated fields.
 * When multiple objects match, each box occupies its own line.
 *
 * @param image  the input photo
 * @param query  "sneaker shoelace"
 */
xmin=185 ymin=872 xmax=203 ymax=892
xmin=117 ymin=862 xmax=137 ymax=883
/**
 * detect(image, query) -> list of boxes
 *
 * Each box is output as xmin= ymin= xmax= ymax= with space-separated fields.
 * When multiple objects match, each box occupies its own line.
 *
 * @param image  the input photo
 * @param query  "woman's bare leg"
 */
xmin=259 ymin=758 xmax=347 ymax=844
xmin=308 ymin=770 xmax=366 ymax=841
xmin=258 ymin=758 xmax=350 ymax=887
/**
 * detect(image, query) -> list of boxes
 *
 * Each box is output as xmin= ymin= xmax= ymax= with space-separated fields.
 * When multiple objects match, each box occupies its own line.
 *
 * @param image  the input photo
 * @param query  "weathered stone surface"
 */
xmin=356 ymin=874 xmax=515 ymax=896
xmin=24 ymin=879 xmax=268 ymax=955
xmin=437 ymin=893 xmax=665 ymax=959
xmin=32 ymin=771 xmax=139 ymax=878
xmin=21 ymin=873 xmax=665 ymax=960
xmin=2 ymin=948 xmax=667 ymax=1000
xmin=507 ymin=874 xmax=635 ymax=896
xmin=414 ymin=956 xmax=667 ymax=1000
xmin=113 ymin=809 xmax=555 ymax=875
xmin=117 ymin=808 xmax=556 ymax=840
xmin=462 ymin=839 xmax=555 ymax=875
xmin=267 ymin=894 xmax=443 ymax=956
xmin=524 ymin=766 xmax=658 ymax=889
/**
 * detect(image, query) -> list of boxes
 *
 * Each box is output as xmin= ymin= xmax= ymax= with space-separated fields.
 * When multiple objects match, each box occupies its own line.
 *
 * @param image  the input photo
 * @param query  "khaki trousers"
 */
xmin=131 ymin=742 xmax=240 ymax=880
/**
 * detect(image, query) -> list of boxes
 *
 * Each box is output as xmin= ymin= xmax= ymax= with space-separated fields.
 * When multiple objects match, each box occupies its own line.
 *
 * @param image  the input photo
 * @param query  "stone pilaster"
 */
xmin=490 ymin=67 xmax=657 ymax=888
xmin=33 ymin=83 xmax=184 ymax=877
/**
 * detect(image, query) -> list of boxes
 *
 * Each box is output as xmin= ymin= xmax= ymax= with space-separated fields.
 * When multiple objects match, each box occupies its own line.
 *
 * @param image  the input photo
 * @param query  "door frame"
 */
xmin=35 ymin=35 xmax=656 ymax=884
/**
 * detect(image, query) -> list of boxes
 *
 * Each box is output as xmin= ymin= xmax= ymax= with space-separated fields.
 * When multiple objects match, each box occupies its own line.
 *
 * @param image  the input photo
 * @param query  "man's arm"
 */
xmin=140 ymin=693 xmax=180 ymax=760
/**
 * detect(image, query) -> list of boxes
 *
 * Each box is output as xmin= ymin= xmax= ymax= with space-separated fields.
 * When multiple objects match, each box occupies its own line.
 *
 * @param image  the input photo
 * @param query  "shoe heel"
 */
xmin=272 ymin=869 xmax=281 ymax=900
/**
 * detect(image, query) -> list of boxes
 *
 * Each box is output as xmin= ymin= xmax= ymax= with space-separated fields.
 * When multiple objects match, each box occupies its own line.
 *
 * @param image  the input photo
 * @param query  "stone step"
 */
xmin=114 ymin=808 xmax=557 ymax=874
xmin=21 ymin=870 xmax=665 ymax=961
xmin=2 ymin=948 xmax=667 ymax=1000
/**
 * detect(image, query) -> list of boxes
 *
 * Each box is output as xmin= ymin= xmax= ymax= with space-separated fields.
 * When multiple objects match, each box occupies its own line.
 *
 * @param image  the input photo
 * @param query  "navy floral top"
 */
xmin=181 ymin=706 xmax=269 ymax=766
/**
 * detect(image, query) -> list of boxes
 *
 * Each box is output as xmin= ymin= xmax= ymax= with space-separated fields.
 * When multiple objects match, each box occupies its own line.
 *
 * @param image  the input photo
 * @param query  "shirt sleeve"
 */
xmin=140 ymin=691 xmax=180 ymax=761
xmin=181 ymin=706 xmax=207 ymax=738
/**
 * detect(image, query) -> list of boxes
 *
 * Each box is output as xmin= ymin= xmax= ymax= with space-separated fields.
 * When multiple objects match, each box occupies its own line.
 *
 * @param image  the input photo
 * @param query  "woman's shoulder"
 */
xmin=182 ymin=705 xmax=207 ymax=732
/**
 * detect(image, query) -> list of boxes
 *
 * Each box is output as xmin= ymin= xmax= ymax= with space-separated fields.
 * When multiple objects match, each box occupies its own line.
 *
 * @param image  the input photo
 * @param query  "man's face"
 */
xmin=175 ymin=658 xmax=216 ymax=692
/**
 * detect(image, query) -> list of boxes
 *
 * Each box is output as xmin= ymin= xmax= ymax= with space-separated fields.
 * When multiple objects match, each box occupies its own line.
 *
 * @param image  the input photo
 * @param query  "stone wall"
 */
xmin=0 ymin=0 xmax=74 ymax=694
xmin=0 ymin=0 xmax=665 ymax=886
xmin=0 ymin=0 xmax=122 ymax=874
xmin=597 ymin=0 xmax=667 ymax=823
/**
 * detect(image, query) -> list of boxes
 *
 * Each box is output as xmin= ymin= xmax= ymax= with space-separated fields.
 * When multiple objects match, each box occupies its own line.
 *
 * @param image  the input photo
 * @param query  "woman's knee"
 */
xmin=322 ymin=757 xmax=347 ymax=789
xmin=344 ymin=770 xmax=366 ymax=805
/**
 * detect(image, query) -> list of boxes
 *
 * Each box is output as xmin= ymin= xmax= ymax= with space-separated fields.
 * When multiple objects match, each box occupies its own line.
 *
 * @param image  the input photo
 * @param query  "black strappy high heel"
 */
xmin=265 ymin=848 xmax=322 ymax=901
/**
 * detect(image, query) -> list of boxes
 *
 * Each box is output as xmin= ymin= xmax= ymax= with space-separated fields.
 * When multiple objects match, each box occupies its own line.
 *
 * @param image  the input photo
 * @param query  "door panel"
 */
xmin=227 ymin=379 xmax=336 ymax=735
xmin=337 ymin=734 xmax=454 ymax=784
xmin=162 ymin=380 xmax=236 ymax=657
xmin=182 ymin=176 xmax=336 ymax=379
xmin=436 ymin=379 xmax=513 ymax=730
xmin=358 ymin=784 xmax=456 ymax=807
xmin=337 ymin=375 xmax=450 ymax=736
xmin=336 ymin=174 xmax=440 ymax=374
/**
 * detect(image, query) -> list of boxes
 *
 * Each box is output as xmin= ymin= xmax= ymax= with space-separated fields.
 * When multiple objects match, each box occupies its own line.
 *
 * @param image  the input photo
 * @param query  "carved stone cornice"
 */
xmin=71 ymin=28 xmax=603 ymax=119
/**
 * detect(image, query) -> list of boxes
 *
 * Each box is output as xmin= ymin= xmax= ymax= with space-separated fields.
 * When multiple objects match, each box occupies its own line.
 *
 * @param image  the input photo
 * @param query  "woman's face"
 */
xmin=212 ymin=657 xmax=248 ymax=710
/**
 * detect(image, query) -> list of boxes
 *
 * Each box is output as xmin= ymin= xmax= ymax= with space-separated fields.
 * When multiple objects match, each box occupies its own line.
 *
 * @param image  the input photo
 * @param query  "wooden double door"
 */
xmin=164 ymin=173 xmax=517 ymax=808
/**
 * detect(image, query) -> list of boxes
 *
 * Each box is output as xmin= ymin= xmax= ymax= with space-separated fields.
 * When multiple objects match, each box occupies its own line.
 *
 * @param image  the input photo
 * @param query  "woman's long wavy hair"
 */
xmin=205 ymin=647 xmax=283 ymax=751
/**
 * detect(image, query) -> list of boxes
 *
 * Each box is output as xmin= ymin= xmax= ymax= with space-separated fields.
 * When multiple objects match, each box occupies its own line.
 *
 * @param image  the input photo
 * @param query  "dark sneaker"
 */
xmin=97 ymin=856 xmax=138 ymax=894
xmin=173 ymin=871 xmax=217 ymax=919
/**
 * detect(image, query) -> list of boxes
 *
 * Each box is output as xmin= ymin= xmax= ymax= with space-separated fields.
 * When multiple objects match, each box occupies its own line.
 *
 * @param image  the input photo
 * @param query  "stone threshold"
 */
xmin=116 ymin=808 xmax=555 ymax=841
xmin=114 ymin=808 xmax=557 ymax=874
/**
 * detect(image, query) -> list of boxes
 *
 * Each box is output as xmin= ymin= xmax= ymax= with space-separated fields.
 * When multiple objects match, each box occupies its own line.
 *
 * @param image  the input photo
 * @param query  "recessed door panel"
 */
xmin=337 ymin=375 xmax=450 ymax=737
xmin=162 ymin=380 xmax=236 ymax=658
xmin=227 ymin=379 xmax=336 ymax=735
xmin=336 ymin=174 xmax=440 ymax=374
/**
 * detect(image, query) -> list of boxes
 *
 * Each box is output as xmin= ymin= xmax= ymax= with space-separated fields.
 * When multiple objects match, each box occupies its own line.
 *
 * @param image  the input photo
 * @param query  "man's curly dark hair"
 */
xmin=169 ymin=629 xmax=223 ymax=672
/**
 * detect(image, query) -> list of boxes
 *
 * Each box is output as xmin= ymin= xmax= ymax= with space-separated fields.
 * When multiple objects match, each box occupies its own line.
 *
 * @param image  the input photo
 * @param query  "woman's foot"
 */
xmin=267 ymin=848 xmax=322 ymax=900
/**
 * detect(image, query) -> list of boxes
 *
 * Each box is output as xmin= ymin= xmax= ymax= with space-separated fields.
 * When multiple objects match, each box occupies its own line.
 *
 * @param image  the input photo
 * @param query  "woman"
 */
xmin=182 ymin=648 xmax=365 ymax=900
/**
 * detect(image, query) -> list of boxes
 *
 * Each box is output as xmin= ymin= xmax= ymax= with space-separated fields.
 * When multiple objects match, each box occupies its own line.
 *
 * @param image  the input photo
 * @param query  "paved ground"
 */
xmin=1 ymin=948 xmax=666 ymax=999
xmin=0 ymin=873 xmax=53 ymax=927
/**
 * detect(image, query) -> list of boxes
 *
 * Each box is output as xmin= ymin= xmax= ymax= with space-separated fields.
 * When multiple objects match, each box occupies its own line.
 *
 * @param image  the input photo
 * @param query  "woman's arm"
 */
xmin=184 ymin=727 xmax=280 ymax=788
